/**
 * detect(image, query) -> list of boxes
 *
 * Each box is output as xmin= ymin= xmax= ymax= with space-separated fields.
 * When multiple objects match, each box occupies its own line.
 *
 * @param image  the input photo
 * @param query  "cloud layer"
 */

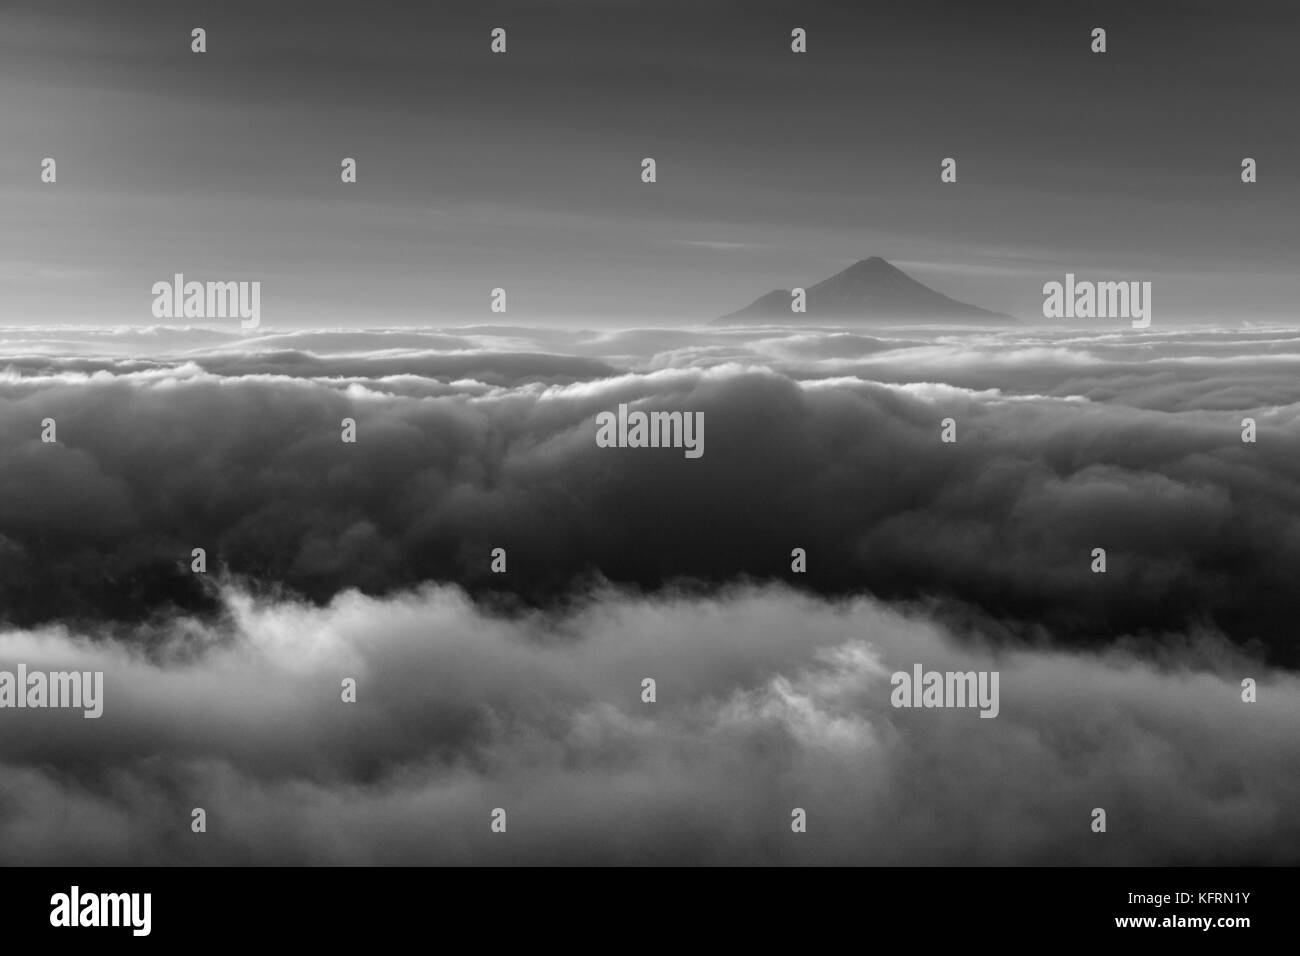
xmin=0 ymin=581 xmax=1293 ymax=865
xmin=0 ymin=323 xmax=1296 ymax=864
xmin=0 ymin=325 xmax=1297 ymax=663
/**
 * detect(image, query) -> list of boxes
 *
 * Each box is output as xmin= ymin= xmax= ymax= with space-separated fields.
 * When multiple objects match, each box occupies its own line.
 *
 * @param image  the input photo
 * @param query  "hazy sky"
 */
xmin=1 ymin=0 xmax=1296 ymax=325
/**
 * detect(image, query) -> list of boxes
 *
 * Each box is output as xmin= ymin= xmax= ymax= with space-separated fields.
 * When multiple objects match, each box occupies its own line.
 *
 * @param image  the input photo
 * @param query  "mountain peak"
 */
xmin=717 ymin=257 xmax=1010 ymax=325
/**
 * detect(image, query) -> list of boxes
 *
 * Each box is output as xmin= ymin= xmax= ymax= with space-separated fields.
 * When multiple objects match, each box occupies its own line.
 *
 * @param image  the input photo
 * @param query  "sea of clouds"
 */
xmin=0 ymin=322 xmax=1296 ymax=863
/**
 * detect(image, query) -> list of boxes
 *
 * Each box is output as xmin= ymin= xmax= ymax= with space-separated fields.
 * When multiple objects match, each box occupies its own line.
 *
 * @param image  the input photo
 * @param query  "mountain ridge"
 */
xmin=716 ymin=257 xmax=1012 ymax=324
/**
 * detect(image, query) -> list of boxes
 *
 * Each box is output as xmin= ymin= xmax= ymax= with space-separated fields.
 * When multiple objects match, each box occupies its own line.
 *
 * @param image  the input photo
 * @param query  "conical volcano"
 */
xmin=718 ymin=257 xmax=1010 ymax=324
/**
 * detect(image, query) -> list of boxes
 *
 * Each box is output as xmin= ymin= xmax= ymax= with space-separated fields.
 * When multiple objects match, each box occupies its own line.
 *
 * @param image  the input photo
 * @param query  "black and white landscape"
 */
xmin=0 ymin=0 xmax=1297 ymax=866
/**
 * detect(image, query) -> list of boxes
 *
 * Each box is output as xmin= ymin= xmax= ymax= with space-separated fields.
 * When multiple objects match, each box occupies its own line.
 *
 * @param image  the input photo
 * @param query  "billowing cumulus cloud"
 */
xmin=0 ymin=323 xmax=1296 ymax=864
xmin=0 ymin=582 xmax=1294 ymax=865
xmin=0 ymin=325 xmax=1296 ymax=664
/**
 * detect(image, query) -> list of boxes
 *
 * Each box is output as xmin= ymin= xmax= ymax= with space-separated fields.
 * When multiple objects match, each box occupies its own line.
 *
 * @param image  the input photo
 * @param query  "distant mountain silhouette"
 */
xmin=717 ymin=257 xmax=1011 ymax=324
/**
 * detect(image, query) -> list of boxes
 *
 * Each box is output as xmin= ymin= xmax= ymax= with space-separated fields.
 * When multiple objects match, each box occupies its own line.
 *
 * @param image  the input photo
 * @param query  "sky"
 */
xmin=1 ymin=0 xmax=1297 ymax=325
